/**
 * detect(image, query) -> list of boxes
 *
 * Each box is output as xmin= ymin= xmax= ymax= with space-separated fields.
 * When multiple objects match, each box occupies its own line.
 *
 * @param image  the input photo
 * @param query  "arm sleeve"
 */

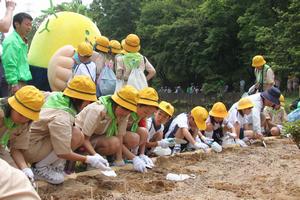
xmin=252 ymin=106 xmax=262 ymax=134
xmin=266 ymin=69 xmax=275 ymax=84
xmin=79 ymin=106 xmax=101 ymax=137
xmin=2 ymin=42 xmax=19 ymax=84
xmin=144 ymin=57 xmax=156 ymax=79
xmin=115 ymin=56 xmax=124 ymax=79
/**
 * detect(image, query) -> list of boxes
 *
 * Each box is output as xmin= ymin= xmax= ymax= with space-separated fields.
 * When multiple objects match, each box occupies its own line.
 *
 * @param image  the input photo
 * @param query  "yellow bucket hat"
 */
xmin=123 ymin=34 xmax=140 ymax=53
xmin=112 ymin=85 xmax=139 ymax=112
xmin=279 ymin=94 xmax=285 ymax=106
xmin=109 ymin=40 xmax=122 ymax=54
xmin=191 ymin=106 xmax=208 ymax=131
xmin=77 ymin=42 xmax=93 ymax=57
xmin=237 ymin=97 xmax=254 ymax=110
xmin=95 ymin=36 xmax=110 ymax=53
xmin=252 ymin=55 xmax=266 ymax=67
xmin=209 ymin=102 xmax=228 ymax=118
xmin=158 ymin=101 xmax=174 ymax=117
xmin=63 ymin=75 xmax=97 ymax=102
xmin=8 ymin=85 xmax=45 ymax=121
xmin=121 ymin=39 xmax=128 ymax=54
xmin=137 ymin=87 xmax=159 ymax=107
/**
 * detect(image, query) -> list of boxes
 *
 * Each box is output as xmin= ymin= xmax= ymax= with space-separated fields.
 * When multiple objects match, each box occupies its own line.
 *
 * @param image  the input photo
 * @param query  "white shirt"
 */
xmin=227 ymin=102 xmax=250 ymax=127
xmin=73 ymin=61 xmax=97 ymax=82
xmin=245 ymin=93 xmax=264 ymax=134
xmin=146 ymin=117 xmax=164 ymax=141
xmin=164 ymin=113 xmax=189 ymax=138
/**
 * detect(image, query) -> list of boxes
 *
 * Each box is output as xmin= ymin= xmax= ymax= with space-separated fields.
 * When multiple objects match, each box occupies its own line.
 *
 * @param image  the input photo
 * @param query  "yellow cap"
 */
xmin=237 ymin=97 xmax=254 ymax=110
xmin=8 ymin=86 xmax=45 ymax=121
xmin=252 ymin=55 xmax=266 ymax=67
xmin=279 ymin=94 xmax=285 ymax=106
xmin=109 ymin=40 xmax=122 ymax=54
xmin=137 ymin=87 xmax=159 ymax=107
xmin=121 ymin=39 xmax=128 ymax=54
xmin=123 ymin=34 xmax=140 ymax=53
xmin=191 ymin=106 xmax=208 ymax=131
xmin=63 ymin=75 xmax=97 ymax=102
xmin=158 ymin=101 xmax=174 ymax=117
xmin=95 ymin=36 xmax=110 ymax=53
xmin=209 ymin=102 xmax=228 ymax=118
xmin=77 ymin=42 xmax=93 ymax=57
xmin=112 ymin=85 xmax=138 ymax=112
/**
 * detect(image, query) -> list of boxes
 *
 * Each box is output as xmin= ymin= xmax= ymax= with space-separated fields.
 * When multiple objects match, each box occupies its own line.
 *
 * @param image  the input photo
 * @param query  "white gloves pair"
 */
xmin=133 ymin=155 xmax=154 ymax=173
xmin=157 ymin=138 xmax=176 ymax=148
xmin=86 ymin=153 xmax=111 ymax=171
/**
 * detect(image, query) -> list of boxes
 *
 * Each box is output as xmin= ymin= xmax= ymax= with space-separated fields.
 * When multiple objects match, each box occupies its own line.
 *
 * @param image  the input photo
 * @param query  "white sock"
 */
xmin=36 ymin=151 xmax=59 ymax=167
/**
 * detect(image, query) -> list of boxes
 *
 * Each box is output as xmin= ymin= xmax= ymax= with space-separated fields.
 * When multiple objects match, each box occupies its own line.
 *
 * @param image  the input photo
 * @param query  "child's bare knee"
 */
xmin=270 ymin=127 xmax=280 ymax=136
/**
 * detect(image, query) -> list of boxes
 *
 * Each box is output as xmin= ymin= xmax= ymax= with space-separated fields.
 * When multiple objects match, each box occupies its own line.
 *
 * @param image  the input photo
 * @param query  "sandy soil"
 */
xmin=38 ymin=138 xmax=300 ymax=200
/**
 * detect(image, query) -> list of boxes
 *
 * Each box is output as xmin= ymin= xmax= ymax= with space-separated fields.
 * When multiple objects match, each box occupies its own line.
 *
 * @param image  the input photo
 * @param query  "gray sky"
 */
xmin=0 ymin=0 xmax=93 ymax=33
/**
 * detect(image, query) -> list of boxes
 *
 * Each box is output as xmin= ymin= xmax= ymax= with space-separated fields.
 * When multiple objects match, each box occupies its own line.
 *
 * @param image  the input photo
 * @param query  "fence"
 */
xmin=158 ymin=92 xmax=242 ymax=114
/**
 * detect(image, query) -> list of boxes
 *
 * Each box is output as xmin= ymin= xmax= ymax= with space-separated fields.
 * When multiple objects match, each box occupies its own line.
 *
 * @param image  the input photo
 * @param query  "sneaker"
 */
xmin=51 ymin=159 xmax=66 ymax=174
xmin=172 ymin=144 xmax=181 ymax=155
xmin=32 ymin=166 xmax=64 ymax=185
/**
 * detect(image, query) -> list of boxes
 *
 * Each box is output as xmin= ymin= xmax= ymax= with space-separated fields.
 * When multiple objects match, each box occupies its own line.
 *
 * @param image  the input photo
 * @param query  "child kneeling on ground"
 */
xmin=20 ymin=76 xmax=107 ymax=185
xmin=122 ymin=87 xmax=159 ymax=173
xmin=227 ymin=97 xmax=254 ymax=146
xmin=263 ymin=95 xmax=287 ymax=136
xmin=205 ymin=102 xmax=237 ymax=147
xmin=145 ymin=101 xmax=175 ymax=156
xmin=164 ymin=106 xmax=209 ymax=154
xmin=74 ymin=85 xmax=139 ymax=168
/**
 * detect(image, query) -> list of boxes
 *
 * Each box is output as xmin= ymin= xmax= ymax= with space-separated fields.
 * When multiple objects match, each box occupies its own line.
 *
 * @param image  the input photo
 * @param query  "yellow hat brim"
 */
xmin=8 ymin=96 xmax=40 ymax=121
xmin=123 ymin=43 xmax=140 ymax=53
xmin=63 ymin=87 xmax=97 ymax=102
xmin=111 ymin=94 xmax=137 ymax=112
xmin=209 ymin=110 xmax=228 ymax=118
xmin=138 ymin=98 xmax=158 ymax=107
xmin=95 ymin=45 xmax=109 ymax=53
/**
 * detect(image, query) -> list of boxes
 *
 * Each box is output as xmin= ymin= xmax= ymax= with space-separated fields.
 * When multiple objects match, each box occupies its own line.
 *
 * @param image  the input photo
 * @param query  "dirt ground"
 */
xmin=38 ymin=138 xmax=300 ymax=200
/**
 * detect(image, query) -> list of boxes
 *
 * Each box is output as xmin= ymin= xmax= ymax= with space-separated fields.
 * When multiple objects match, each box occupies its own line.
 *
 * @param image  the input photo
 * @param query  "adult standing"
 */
xmin=250 ymin=55 xmax=274 ymax=94
xmin=2 ymin=12 xmax=33 ymax=95
xmin=0 ymin=0 xmax=15 ymax=97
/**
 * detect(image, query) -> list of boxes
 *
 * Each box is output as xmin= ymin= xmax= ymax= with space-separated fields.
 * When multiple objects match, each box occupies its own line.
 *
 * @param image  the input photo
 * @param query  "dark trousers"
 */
xmin=0 ymin=61 xmax=8 ymax=97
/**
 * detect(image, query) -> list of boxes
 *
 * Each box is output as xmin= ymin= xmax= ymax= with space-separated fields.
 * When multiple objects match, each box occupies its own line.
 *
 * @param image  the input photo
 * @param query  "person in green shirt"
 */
xmin=2 ymin=12 xmax=33 ymax=95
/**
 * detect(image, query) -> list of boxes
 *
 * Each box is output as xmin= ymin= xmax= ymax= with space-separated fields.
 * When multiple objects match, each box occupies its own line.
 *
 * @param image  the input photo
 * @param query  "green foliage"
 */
xmin=89 ymin=0 xmax=141 ymax=40
xmin=283 ymin=120 xmax=300 ymax=149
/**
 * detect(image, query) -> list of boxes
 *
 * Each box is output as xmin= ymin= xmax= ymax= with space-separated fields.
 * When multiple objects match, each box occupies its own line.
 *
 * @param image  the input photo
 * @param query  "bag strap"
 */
xmin=84 ymin=63 xmax=95 ymax=83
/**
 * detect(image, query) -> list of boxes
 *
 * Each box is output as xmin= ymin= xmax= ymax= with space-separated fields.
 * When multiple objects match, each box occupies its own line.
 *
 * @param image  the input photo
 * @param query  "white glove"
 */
xmin=86 ymin=155 xmax=110 ymax=171
xmin=193 ymin=142 xmax=209 ymax=150
xmin=227 ymin=132 xmax=237 ymax=138
xmin=139 ymin=154 xmax=154 ymax=168
xmin=22 ymin=167 xmax=34 ymax=179
xmin=94 ymin=153 xmax=109 ymax=167
xmin=157 ymin=139 xmax=175 ymax=148
xmin=235 ymin=139 xmax=248 ymax=147
xmin=203 ymin=137 xmax=214 ymax=145
xmin=133 ymin=156 xmax=147 ymax=173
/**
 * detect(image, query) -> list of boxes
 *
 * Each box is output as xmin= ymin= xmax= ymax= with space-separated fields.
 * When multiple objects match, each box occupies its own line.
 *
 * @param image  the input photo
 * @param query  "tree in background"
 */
xmin=89 ymin=0 xmax=141 ymax=40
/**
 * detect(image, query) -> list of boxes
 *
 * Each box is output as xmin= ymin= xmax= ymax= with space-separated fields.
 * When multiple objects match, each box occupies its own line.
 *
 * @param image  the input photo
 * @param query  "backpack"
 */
xmin=97 ymin=65 xmax=116 ymax=96
xmin=127 ymin=56 xmax=148 ymax=91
